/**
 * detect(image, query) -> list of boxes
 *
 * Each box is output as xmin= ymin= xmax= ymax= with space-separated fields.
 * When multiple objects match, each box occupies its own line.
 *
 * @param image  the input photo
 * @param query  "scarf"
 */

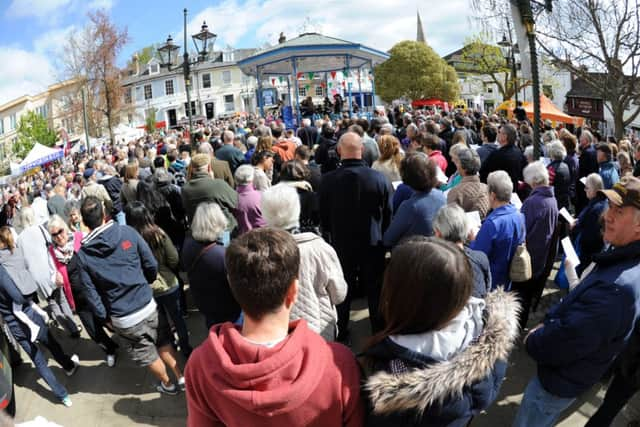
xmin=53 ymin=233 xmax=75 ymax=265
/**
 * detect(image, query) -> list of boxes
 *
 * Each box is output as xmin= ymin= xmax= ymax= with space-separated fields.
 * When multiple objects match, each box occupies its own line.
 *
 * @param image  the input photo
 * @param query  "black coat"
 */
xmin=480 ymin=144 xmax=527 ymax=191
xmin=180 ymin=237 xmax=240 ymax=325
xmin=548 ymin=160 xmax=571 ymax=210
xmin=319 ymin=159 xmax=392 ymax=253
xmin=297 ymin=126 xmax=318 ymax=148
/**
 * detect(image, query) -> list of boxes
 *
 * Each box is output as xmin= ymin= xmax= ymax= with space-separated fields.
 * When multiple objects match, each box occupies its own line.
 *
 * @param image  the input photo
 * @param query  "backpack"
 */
xmin=322 ymin=143 xmax=341 ymax=174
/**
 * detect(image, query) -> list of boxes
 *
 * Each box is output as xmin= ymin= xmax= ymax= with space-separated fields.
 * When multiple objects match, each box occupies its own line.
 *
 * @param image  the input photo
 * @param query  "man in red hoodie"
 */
xmin=185 ymin=228 xmax=364 ymax=427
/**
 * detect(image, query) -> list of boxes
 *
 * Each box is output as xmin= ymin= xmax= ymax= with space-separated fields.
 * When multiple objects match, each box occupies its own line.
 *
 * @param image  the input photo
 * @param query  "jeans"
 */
xmin=585 ymin=374 xmax=638 ymax=426
xmin=114 ymin=211 xmax=126 ymax=225
xmin=16 ymin=327 xmax=73 ymax=400
xmin=513 ymin=375 xmax=576 ymax=427
xmin=76 ymin=309 xmax=118 ymax=355
xmin=155 ymin=288 xmax=192 ymax=356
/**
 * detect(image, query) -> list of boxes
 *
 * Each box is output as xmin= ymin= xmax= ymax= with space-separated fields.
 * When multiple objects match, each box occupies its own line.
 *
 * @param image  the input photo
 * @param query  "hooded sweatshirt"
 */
xmin=185 ymin=319 xmax=364 ymax=427
xmin=74 ymin=221 xmax=158 ymax=326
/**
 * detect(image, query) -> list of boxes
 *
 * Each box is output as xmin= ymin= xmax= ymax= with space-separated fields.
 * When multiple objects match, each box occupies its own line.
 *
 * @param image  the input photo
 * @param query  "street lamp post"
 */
xmin=157 ymin=9 xmax=217 ymax=144
xmin=498 ymin=19 xmax=519 ymax=105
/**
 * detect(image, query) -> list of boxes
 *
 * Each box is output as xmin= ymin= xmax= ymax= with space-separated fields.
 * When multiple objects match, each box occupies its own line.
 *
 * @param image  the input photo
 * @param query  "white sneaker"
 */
xmin=178 ymin=376 xmax=185 ymax=392
xmin=61 ymin=395 xmax=72 ymax=407
xmin=65 ymin=354 xmax=80 ymax=377
xmin=106 ymin=354 xmax=116 ymax=368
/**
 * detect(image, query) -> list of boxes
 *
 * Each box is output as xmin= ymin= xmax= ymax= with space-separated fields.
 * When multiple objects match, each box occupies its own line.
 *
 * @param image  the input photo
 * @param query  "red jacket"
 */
xmin=429 ymin=150 xmax=448 ymax=175
xmin=272 ymin=139 xmax=297 ymax=162
xmin=185 ymin=319 xmax=364 ymax=427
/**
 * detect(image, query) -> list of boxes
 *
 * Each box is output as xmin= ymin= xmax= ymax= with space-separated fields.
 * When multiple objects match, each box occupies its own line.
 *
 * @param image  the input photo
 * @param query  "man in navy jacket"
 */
xmin=514 ymin=176 xmax=640 ymax=427
xmin=319 ymin=132 xmax=392 ymax=340
xmin=74 ymin=196 xmax=179 ymax=395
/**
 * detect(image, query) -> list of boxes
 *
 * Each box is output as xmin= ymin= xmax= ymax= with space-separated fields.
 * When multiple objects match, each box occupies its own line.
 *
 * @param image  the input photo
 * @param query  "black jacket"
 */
xmin=180 ymin=236 xmax=240 ymax=325
xmin=480 ymin=144 xmax=527 ymax=191
xmin=319 ymin=159 xmax=392 ymax=253
xmin=548 ymin=160 xmax=571 ymax=210
xmin=297 ymin=126 xmax=318 ymax=148
xmin=99 ymin=175 xmax=123 ymax=214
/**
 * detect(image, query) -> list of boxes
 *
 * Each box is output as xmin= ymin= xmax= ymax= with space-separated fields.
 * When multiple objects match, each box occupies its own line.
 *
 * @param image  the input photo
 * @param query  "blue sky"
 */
xmin=0 ymin=0 xmax=479 ymax=105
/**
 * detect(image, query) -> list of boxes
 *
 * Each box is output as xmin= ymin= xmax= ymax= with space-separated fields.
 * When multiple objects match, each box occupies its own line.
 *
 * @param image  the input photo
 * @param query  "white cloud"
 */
xmin=6 ymin=0 xmax=71 ymax=19
xmin=0 ymin=47 xmax=54 ymax=105
xmin=179 ymin=0 xmax=478 ymax=56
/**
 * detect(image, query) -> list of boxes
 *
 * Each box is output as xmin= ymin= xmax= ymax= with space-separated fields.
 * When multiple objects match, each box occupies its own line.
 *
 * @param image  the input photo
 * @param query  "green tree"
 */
xmin=127 ymin=44 xmax=157 ymax=68
xmin=145 ymin=107 xmax=157 ymax=133
xmin=375 ymin=40 xmax=460 ymax=103
xmin=459 ymin=33 xmax=530 ymax=100
xmin=13 ymin=111 xmax=57 ymax=160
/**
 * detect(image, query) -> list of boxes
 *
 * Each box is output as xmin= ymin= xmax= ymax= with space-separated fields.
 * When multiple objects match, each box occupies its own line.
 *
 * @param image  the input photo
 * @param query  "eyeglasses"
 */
xmin=51 ymin=229 xmax=65 ymax=238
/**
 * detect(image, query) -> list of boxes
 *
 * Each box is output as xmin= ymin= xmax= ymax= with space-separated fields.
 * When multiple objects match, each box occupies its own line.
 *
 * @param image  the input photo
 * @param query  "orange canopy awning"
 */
xmin=497 ymin=96 xmax=584 ymax=126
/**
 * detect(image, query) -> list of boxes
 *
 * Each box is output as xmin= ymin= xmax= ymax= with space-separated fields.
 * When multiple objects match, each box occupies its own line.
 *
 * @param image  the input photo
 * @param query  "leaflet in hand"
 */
xmin=436 ymin=166 xmax=447 ymax=185
xmin=561 ymin=237 xmax=580 ymax=267
xmin=559 ymin=207 xmax=576 ymax=225
xmin=465 ymin=211 xmax=482 ymax=231
xmin=510 ymin=193 xmax=522 ymax=209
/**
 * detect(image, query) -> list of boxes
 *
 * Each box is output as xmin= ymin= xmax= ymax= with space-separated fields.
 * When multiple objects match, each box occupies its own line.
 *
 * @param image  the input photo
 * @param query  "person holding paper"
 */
xmin=569 ymin=173 xmax=608 ymax=272
xmin=0 ymin=264 xmax=78 ymax=407
xmin=514 ymin=176 xmax=640 ymax=427
xmin=511 ymin=162 xmax=558 ymax=331
xmin=470 ymin=171 xmax=524 ymax=291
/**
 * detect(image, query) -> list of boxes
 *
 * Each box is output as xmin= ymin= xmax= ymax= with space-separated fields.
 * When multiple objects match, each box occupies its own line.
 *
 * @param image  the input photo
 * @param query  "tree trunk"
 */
xmin=612 ymin=104 xmax=625 ymax=140
xmin=104 ymin=82 xmax=115 ymax=148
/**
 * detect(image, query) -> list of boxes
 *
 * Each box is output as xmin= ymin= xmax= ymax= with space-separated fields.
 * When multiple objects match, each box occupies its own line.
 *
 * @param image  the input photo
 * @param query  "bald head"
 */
xmin=337 ymin=132 xmax=364 ymax=160
xmin=223 ymin=130 xmax=234 ymax=144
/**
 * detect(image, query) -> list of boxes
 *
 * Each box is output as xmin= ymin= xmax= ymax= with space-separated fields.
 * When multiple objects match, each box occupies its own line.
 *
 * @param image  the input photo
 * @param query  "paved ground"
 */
xmin=11 ymin=278 xmax=640 ymax=426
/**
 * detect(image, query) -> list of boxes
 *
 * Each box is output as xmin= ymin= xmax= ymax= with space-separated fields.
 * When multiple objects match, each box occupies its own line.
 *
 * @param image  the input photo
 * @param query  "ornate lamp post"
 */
xmin=157 ymin=9 xmax=217 ymax=143
xmin=498 ymin=24 xmax=519 ymax=105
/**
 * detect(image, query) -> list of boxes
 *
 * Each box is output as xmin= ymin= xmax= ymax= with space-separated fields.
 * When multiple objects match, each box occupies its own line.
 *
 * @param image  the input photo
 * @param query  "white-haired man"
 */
xmin=214 ymin=130 xmax=245 ymax=174
xmin=297 ymin=118 xmax=318 ymax=149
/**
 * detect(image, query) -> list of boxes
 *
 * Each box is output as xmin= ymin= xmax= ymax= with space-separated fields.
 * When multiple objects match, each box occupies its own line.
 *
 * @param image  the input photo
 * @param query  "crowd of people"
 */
xmin=1 ymin=105 xmax=640 ymax=427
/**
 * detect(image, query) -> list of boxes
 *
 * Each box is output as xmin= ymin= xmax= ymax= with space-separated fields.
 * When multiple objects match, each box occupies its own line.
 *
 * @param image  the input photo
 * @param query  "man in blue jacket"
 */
xmin=319 ymin=132 xmax=392 ymax=340
xmin=74 ymin=196 xmax=179 ymax=395
xmin=514 ymin=176 xmax=640 ymax=427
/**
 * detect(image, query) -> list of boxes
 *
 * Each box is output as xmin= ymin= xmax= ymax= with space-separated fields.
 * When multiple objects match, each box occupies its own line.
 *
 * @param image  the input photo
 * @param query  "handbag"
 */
xmin=509 ymin=218 xmax=532 ymax=282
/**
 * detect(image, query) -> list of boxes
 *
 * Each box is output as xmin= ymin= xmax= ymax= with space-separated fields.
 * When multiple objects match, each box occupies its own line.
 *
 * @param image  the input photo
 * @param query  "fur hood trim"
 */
xmin=364 ymin=288 xmax=520 ymax=415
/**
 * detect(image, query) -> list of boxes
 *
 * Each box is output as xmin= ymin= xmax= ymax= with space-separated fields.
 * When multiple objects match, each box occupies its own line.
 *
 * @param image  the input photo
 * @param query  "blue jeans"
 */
xmin=115 ymin=211 xmax=126 ymax=225
xmin=15 ymin=326 xmax=73 ymax=400
xmin=513 ymin=375 xmax=576 ymax=427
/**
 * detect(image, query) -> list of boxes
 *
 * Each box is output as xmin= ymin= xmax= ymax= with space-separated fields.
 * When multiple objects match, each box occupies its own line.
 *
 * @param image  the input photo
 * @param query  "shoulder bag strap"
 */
xmin=188 ymin=242 xmax=217 ymax=273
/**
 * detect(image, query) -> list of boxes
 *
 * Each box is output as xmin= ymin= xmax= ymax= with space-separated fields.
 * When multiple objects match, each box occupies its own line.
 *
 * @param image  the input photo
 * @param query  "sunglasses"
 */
xmin=51 ymin=229 xmax=65 ymax=238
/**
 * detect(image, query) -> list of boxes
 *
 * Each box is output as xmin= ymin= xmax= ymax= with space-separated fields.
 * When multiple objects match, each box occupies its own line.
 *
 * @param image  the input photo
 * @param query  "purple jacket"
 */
xmin=521 ymin=186 xmax=558 ymax=278
xmin=235 ymin=184 xmax=266 ymax=234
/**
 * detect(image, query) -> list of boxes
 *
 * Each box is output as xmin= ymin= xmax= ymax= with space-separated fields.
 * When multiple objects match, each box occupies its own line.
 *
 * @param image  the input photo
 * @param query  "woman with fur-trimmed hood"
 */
xmin=359 ymin=237 xmax=520 ymax=426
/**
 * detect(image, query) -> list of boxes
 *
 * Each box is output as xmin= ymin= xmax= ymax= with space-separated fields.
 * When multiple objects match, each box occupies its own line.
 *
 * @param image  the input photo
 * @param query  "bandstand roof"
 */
xmin=237 ymin=32 xmax=390 ymax=76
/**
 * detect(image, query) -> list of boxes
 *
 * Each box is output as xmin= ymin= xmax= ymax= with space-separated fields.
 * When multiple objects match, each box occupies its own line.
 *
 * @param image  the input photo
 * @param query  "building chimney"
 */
xmin=133 ymin=53 xmax=140 ymax=76
xmin=278 ymin=32 xmax=286 ymax=44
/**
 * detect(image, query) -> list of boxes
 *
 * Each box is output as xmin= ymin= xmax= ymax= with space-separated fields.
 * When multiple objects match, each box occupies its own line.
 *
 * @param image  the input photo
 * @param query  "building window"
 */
xmin=35 ymin=104 xmax=49 ymax=118
xmin=184 ymin=101 xmax=196 ymax=116
xmin=315 ymin=86 xmax=323 ymax=97
xmin=165 ymin=80 xmax=174 ymax=96
xmin=144 ymin=84 xmax=152 ymax=100
xmin=224 ymin=94 xmax=234 ymax=112
xmin=124 ymin=88 xmax=132 ymax=104
xmin=202 ymin=73 xmax=211 ymax=89
xmin=222 ymin=71 xmax=231 ymax=85
xmin=9 ymin=114 xmax=16 ymax=131
xmin=149 ymin=63 xmax=159 ymax=74
xmin=299 ymin=86 xmax=307 ymax=97
xmin=223 ymin=51 xmax=234 ymax=62
xmin=0 ymin=119 xmax=3 ymax=135
xmin=127 ymin=114 xmax=133 ymax=124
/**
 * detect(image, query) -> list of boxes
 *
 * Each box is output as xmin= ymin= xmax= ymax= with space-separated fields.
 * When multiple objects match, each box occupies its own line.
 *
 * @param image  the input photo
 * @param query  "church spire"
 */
xmin=417 ymin=11 xmax=426 ymax=43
